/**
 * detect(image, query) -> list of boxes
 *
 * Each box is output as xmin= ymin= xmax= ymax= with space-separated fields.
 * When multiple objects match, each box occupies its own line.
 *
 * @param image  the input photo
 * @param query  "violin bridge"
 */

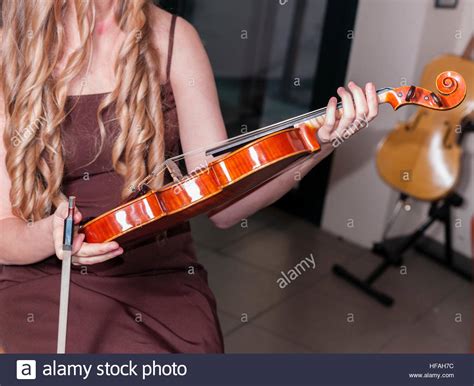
xmin=165 ymin=159 xmax=184 ymax=183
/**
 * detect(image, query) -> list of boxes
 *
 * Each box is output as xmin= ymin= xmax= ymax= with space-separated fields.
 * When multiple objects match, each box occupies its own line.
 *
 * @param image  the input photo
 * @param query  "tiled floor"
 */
xmin=190 ymin=207 xmax=473 ymax=353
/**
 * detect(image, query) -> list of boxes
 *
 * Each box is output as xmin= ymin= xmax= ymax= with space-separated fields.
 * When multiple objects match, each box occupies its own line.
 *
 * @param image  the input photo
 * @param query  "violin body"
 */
xmin=376 ymin=55 xmax=473 ymax=201
xmin=82 ymin=70 xmax=467 ymax=244
xmin=82 ymin=125 xmax=321 ymax=244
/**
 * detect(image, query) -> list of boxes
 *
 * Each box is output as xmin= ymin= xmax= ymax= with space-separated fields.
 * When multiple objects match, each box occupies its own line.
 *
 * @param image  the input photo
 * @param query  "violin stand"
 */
xmin=332 ymin=191 xmax=465 ymax=307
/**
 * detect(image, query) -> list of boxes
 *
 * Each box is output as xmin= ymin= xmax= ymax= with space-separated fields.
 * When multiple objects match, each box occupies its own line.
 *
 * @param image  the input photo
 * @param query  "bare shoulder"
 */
xmin=147 ymin=5 xmax=172 ymax=49
xmin=147 ymin=5 xmax=203 ymax=60
xmin=147 ymin=5 xmax=199 ymax=41
xmin=147 ymin=6 xmax=205 ymax=82
xmin=173 ymin=14 xmax=202 ymax=51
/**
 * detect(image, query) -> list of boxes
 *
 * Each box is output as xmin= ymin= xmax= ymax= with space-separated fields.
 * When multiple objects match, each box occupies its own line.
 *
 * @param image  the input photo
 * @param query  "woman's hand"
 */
xmin=53 ymin=201 xmax=124 ymax=265
xmin=312 ymin=81 xmax=379 ymax=145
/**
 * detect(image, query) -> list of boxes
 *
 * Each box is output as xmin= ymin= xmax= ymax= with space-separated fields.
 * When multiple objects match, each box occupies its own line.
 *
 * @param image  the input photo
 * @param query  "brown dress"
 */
xmin=0 ymin=16 xmax=224 ymax=353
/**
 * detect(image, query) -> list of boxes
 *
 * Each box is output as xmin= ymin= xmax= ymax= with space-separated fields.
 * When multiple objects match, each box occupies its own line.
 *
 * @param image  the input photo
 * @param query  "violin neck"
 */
xmin=298 ymin=88 xmax=394 ymax=128
xmin=206 ymin=88 xmax=394 ymax=157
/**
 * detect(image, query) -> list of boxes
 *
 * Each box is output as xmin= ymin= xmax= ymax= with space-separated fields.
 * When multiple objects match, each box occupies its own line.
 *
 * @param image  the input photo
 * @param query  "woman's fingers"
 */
xmin=314 ymin=81 xmax=378 ymax=146
xmin=51 ymin=201 xmax=121 ymax=266
xmin=55 ymin=232 xmax=83 ymax=261
xmin=71 ymin=233 xmax=85 ymax=256
xmin=348 ymin=81 xmax=369 ymax=128
xmin=53 ymin=201 xmax=83 ymax=260
xmin=365 ymin=82 xmax=378 ymax=120
xmin=334 ymin=86 xmax=355 ymax=139
xmin=74 ymin=241 xmax=121 ymax=257
xmin=317 ymin=96 xmax=338 ymax=143
xmin=74 ymin=209 xmax=82 ymax=225
xmin=53 ymin=202 xmax=68 ymax=260
xmin=71 ymin=241 xmax=124 ymax=266
xmin=72 ymin=247 xmax=124 ymax=266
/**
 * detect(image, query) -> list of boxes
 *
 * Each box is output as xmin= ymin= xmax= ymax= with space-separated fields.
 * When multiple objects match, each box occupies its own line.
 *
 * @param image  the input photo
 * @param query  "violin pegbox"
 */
xmin=380 ymin=71 xmax=466 ymax=111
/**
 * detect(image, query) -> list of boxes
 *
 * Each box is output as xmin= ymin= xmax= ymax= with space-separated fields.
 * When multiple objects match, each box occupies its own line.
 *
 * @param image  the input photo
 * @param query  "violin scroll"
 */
xmin=380 ymin=71 xmax=466 ymax=111
xmin=436 ymin=71 xmax=459 ymax=95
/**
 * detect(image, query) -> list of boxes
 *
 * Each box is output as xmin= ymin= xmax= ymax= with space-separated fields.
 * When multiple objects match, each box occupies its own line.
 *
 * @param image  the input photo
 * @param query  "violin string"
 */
xmin=205 ymin=87 xmax=392 ymax=151
xmin=144 ymin=88 xmax=392 ymax=183
xmin=196 ymin=87 xmax=392 ymax=158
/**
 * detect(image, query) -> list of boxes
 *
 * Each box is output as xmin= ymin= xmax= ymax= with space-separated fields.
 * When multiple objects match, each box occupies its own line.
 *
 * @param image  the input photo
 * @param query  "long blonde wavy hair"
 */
xmin=0 ymin=0 xmax=165 ymax=221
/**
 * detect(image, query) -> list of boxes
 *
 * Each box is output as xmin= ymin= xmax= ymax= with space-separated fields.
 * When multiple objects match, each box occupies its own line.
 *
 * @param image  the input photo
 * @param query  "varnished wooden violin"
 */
xmin=81 ymin=71 xmax=466 ymax=244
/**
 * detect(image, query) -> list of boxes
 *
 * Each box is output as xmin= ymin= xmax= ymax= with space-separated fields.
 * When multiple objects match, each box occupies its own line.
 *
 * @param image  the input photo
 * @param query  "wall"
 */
xmin=321 ymin=0 xmax=474 ymax=258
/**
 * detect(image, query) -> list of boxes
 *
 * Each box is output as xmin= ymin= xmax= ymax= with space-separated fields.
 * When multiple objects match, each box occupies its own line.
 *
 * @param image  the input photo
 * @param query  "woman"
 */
xmin=0 ymin=0 xmax=378 ymax=353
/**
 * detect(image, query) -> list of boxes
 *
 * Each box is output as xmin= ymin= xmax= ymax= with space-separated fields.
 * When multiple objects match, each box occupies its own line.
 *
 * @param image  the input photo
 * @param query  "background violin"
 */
xmin=376 ymin=55 xmax=473 ymax=201
xmin=81 ymin=71 xmax=467 ymax=245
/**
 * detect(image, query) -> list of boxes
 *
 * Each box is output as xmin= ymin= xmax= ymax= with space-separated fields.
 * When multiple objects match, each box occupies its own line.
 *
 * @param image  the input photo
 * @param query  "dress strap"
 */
xmin=166 ymin=14 xmax=178 ymax=82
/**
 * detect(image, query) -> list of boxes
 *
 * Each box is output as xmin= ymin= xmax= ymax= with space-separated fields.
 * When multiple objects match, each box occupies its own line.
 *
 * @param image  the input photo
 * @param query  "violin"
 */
xmin=376 ymin=55 xmax=473 ymax=201
xmin=81 ymin=71 xmax=466 ymax=245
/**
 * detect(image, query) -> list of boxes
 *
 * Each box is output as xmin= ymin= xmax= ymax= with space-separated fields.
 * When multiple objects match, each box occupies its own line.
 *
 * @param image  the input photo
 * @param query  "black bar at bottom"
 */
xmin=2 ymin=354 xmax=472 ymax=385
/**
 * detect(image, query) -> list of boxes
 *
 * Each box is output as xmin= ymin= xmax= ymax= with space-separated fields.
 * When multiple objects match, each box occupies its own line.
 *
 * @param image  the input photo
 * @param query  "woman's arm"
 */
xmin=0 ymin=80 xmax=122 ymax=266
xmin=0 ymin=145 xmax=122 ymax=266
xmin=0 ymin=149 xmax=122 ymax=266
xmin=0 ymin=218 xmax=55 ymax=265
xmin=171 ymin=18 xmax=378 ymax=229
